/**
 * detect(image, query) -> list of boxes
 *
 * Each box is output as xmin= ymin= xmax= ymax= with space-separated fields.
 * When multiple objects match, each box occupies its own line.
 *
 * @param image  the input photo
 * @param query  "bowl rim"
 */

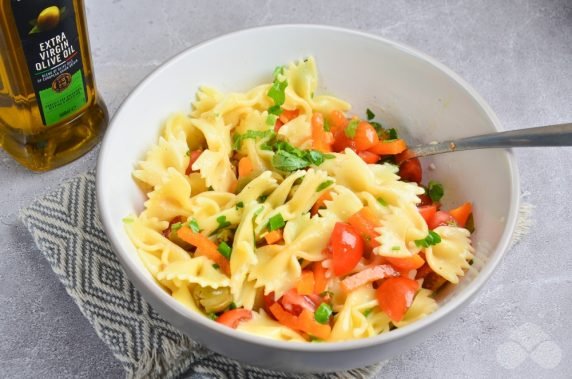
xmin=97 ymin=23 xmax=520 ymax=352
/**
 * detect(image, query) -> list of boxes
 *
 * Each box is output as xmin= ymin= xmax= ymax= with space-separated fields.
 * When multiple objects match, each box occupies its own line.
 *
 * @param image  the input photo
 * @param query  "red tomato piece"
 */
xmin=332 ymin=128 xmax=357 ymax=152
xmin=428 ymin=210 xmax=457 ymax=230
xmin=280 ymin=288 xmax=318 ymax=315
xmin=398 ymin=157 xmax=422 ymax=183
xmin=418 ymin=194 xmax=433 ymax=206
xmin=185 ymin=150 xmax=203 ymax=175
xmin=418 ymin=204 xmax=437 ymax=225
xmin=328 ymin=222 xmax=364 ymax=276
xmin=376 ymin=277 xmax=420 ymax=322
xmin=216 ymin=309 xmax=253 ymax=328
xmin=354 ymin=122 xmax=379 ymax=151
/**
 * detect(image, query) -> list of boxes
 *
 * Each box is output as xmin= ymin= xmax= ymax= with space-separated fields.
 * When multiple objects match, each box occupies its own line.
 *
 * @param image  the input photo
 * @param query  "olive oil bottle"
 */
xmin=0 ymin=0 xmax=107 ymax=171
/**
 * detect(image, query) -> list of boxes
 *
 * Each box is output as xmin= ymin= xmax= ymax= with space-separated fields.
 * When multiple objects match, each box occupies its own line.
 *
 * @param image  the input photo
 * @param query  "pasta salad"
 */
xmin=125 ymin=57 xmax=475 ymax=342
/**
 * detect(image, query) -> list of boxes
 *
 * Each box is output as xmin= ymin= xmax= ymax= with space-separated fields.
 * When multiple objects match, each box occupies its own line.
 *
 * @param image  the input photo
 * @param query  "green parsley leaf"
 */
xmin=344 ymin=119 xmax=359 ymax=138
xmin=323 ymin=118 xmax=331 ymax=132
xmin=217 ymin=241 xmax=232 ymax=259
xmin=388 ymin=128 xmax=399 ymax=140
xmin=229 ymin=302 xmax=237 ymax=310
xmin=208 ymin=186 xmax=214 ymax=191
xmin=122 ymin=217 xmax=134 ymax=224
xmin=316 ymin=180 xmax=334 ymax=192
xmin=235 ymin=201 xmax=244 ymax=210
xmin=171 ymin=222 xmax=183 ymax=232
xmin=314 ymin=303 xmax=333 ymax=324
xmin=233 ymin=129 xmax=275 ymax=150
xmin=208 ymin=313 xmax=217 ymax=320
xmin=188 ymin=219 xmax=201 ymax=233
xmin=212 ymin=263 xmax=220 ymax=270
xmin=377 ymin=197 xmax=388 ymax=207
xmin=272 ymin=150 xmax=309 ymax=172
xmin=273 ymin=65 xmax=284 ymax=78
xmin=370 ymin=121 xmax=384 ymax=136
xmin=185 ymin=150 xmax=191 ymax=157
xmin=366 ymin=108 xmax=375 ymax=121
xmin=209 ymin=215 xmax=231 ymax=236
xmin=268 ymin=213 xmax=285 ymax=231
xmin=415 ymin=230 xmax=442 ymax=248
xmin=268 ymin=104 xmax=283 ymax=116
xmin=267 ymin=80 xmax=288 ymax=106
xmin=257 ymin=194 xmax=269 ymax=203
xmin=428 ymin=180 xmax=444 ymax=202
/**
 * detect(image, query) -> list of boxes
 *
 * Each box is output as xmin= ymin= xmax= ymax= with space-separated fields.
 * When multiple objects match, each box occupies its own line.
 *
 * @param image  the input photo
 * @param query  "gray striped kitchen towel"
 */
xmin=20 ymin=170 xmax=382 ymax=379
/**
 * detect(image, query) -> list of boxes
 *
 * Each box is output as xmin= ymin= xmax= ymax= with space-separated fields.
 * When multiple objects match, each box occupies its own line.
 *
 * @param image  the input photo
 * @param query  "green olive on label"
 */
xmin=37 ymin=6 xmax=60 ymax=31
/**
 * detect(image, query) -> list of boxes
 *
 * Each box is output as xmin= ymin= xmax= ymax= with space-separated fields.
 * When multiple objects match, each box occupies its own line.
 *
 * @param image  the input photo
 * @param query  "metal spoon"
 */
xmin=407 ymin=123 xmax=572 ymax=158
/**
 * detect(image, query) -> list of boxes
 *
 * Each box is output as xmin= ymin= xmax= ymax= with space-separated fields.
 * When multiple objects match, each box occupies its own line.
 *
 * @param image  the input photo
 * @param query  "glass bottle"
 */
xmin=0 ymin=0 xmax=107 ymax=171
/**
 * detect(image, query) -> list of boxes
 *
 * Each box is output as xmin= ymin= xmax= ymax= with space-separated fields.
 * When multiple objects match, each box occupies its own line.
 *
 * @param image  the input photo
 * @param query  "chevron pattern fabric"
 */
xmin=20 ymin=170 xmax=381 ymax=379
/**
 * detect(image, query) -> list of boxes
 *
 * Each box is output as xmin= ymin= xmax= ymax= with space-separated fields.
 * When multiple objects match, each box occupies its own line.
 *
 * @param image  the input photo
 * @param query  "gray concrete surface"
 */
xmin=1 ymin=0 xmax=571 ymax=377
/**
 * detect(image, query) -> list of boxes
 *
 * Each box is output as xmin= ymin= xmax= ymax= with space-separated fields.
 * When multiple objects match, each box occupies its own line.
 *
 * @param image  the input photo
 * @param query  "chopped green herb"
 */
xmin=217 ymin=241 xmax=232 ymax=259
xmin=319 ymin=290 xmax=334 ymax=298
xmin=323 ymin=118 xmax=331 ymax=132
xmin=209 ymin=215 xmax=231 ymax=236
xmin=388 ymin=128 xmax=399 ymax=140
xmin=268 ymin=213 xmax=285 ymax=231
xmin=268 ymin=104 xmax=283 ymax=116
xmin=370 ymin=121 xmax=384 ymax=136
xmin=366 ymin=108 xmax=375 ymax=121
xmin=268 ymin=80 xmax=288 ymax=105
xmin=266 ymin=114 xmax=278 ymax=126
xmin=208 ymin=313 xmax=217 ymax=320
xmin=272 ymin=150 xmax=309 ymax=172
xmin=427 ymin=181 xmax=444 ymax=202
xmin=188 ymin=219 xmax=201 ymax=233
xmin=316 ymin=180 xmax=334 ymax=192
xmin=273 ymin=65 xmax=285 ymax=78
xmin=310 ymin=336 xmax=322 ymax=342
xmin=314 ymin=303 xmax=333 ymax=324
xmin=235 ymin=201 xmax=244 ymax=210
xmin=185 ymin=150 xmax=191 ymax=157
xmin=254 ymin=206 xmax=265 ymax=216
xmin=233 ymin=129 xmax=275 ymax=150
xmin=257 ymin=194 xmax=269 ymax=203
xmin=415 ymin=230 xmax=442 ymax=248
xmin=344 ymin=119 xmax=359 ymax=138
xmin=229 ymin=302 xmax=237 ymax=310
xmin=377 ymin=197 xmax=388 ymax=207
xmin=171 ymin=222 xmax=183 ymax=232
xmin=122 ymin=217 xmax=134 ymax=224
xmin=208 ymin=186 xmax=214 ymax=191
xmin=391 ymin=246 xmax=401 ymax=251
xmin=212 ymin=263 xmax=220 ymax=270
xmin=363 ymin=308 xmax=374 ymax=317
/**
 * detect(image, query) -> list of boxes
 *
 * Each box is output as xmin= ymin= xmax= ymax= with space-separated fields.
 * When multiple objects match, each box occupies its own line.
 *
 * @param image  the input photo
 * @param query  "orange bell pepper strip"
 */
xmin=177 ymin=226 xmax=230 ymax=275
xmin=313 ymin=262 xmax=328 ymax=294
xmin=448 ymin=202 xmax=473 ymax=228
xmin=238 ymin=157 xmax=254 ymax=178
xmin=368 ymin=139 xmax=408 ymax=155
xmin=264 ymin=229 xmax=283 ymax=245
xmin=269 ymin=303 xmax=331 ymax=340
xmin=347 ymin=207 xmax=381 ymax=251
xmin=311 ymin=189 xmax=333 ymax=216
xmin=296 ymin=271 xmax=316 ymax=296
xmin=329 ymin=110 xmax=349 ymax=134
xmin=376 ymin=277 xmax=420 ymax=322
xmin=340 ymin=264 xmax=398 ymax=292
xmin=385 ymin=254 xmax=425 ymax=271
xmin=311 ymin=112 xmax=332 ymax=153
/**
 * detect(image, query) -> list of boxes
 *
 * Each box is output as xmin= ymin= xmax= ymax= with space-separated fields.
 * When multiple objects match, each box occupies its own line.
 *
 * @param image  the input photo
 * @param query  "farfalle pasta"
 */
xmin=125 ymin=57 xmax=475 ymax=342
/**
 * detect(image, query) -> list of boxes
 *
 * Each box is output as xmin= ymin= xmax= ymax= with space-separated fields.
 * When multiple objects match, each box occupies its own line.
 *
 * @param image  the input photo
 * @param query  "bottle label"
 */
xmin=11 ymin=0 xmax=87 ymax=126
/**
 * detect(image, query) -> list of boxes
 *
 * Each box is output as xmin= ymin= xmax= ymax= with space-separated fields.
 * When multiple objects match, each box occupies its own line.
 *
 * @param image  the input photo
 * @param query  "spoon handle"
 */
xmin=409 ymin=123 xmax=572 ymax=158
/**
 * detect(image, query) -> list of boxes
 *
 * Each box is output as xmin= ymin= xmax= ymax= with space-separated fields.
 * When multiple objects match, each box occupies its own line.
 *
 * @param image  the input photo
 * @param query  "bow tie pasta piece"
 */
xmin=329 ymin=286 xmax=391 ymax=341
xmin=235 ymin=171 xmax=278 ymax=205
xmin=133 ymin=132 xmax=190 ymax=189
xmin=230 ymin=202 xmax=261 ymax=309
xmin=277 ymin=115 xmax=312 ymax=149
xmin=186 ymin=192 xmax=235 ymax=221
xmin=142 ymin=168 xmax=193 ymax=222
xmin=318 ymin=185 xmax=364 ymax=222
xmin=373 ymin=203 xmax=428 ymax=258
xmin=357 ymin=192 xmax=392 ymax=218
xmin=191 ymin=86 xmax=223 ymax=118
xmin=250 ymin=213 xmax=336 ymax=298
xmin=393 ymin=289 xmax=438 ymax=328
xmin=425 ymin=226 xmax=474 ymax=284
xmin=237 ymin=310 xmax=305 ymax=342
xmin=156 ymin=256 xmax=231 ymax=289
xmin=161 ymin=113 xmax=206 ymax=151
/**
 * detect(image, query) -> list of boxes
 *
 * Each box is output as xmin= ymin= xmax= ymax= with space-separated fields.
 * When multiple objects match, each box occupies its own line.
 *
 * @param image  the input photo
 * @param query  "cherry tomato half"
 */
xmin=328 ymin=222 xmax=364 ymax=276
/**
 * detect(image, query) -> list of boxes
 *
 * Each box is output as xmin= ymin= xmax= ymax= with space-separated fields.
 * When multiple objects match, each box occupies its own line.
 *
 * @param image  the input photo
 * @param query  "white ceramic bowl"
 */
xmin=97 ymin=25 xmax=519 ymax=373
